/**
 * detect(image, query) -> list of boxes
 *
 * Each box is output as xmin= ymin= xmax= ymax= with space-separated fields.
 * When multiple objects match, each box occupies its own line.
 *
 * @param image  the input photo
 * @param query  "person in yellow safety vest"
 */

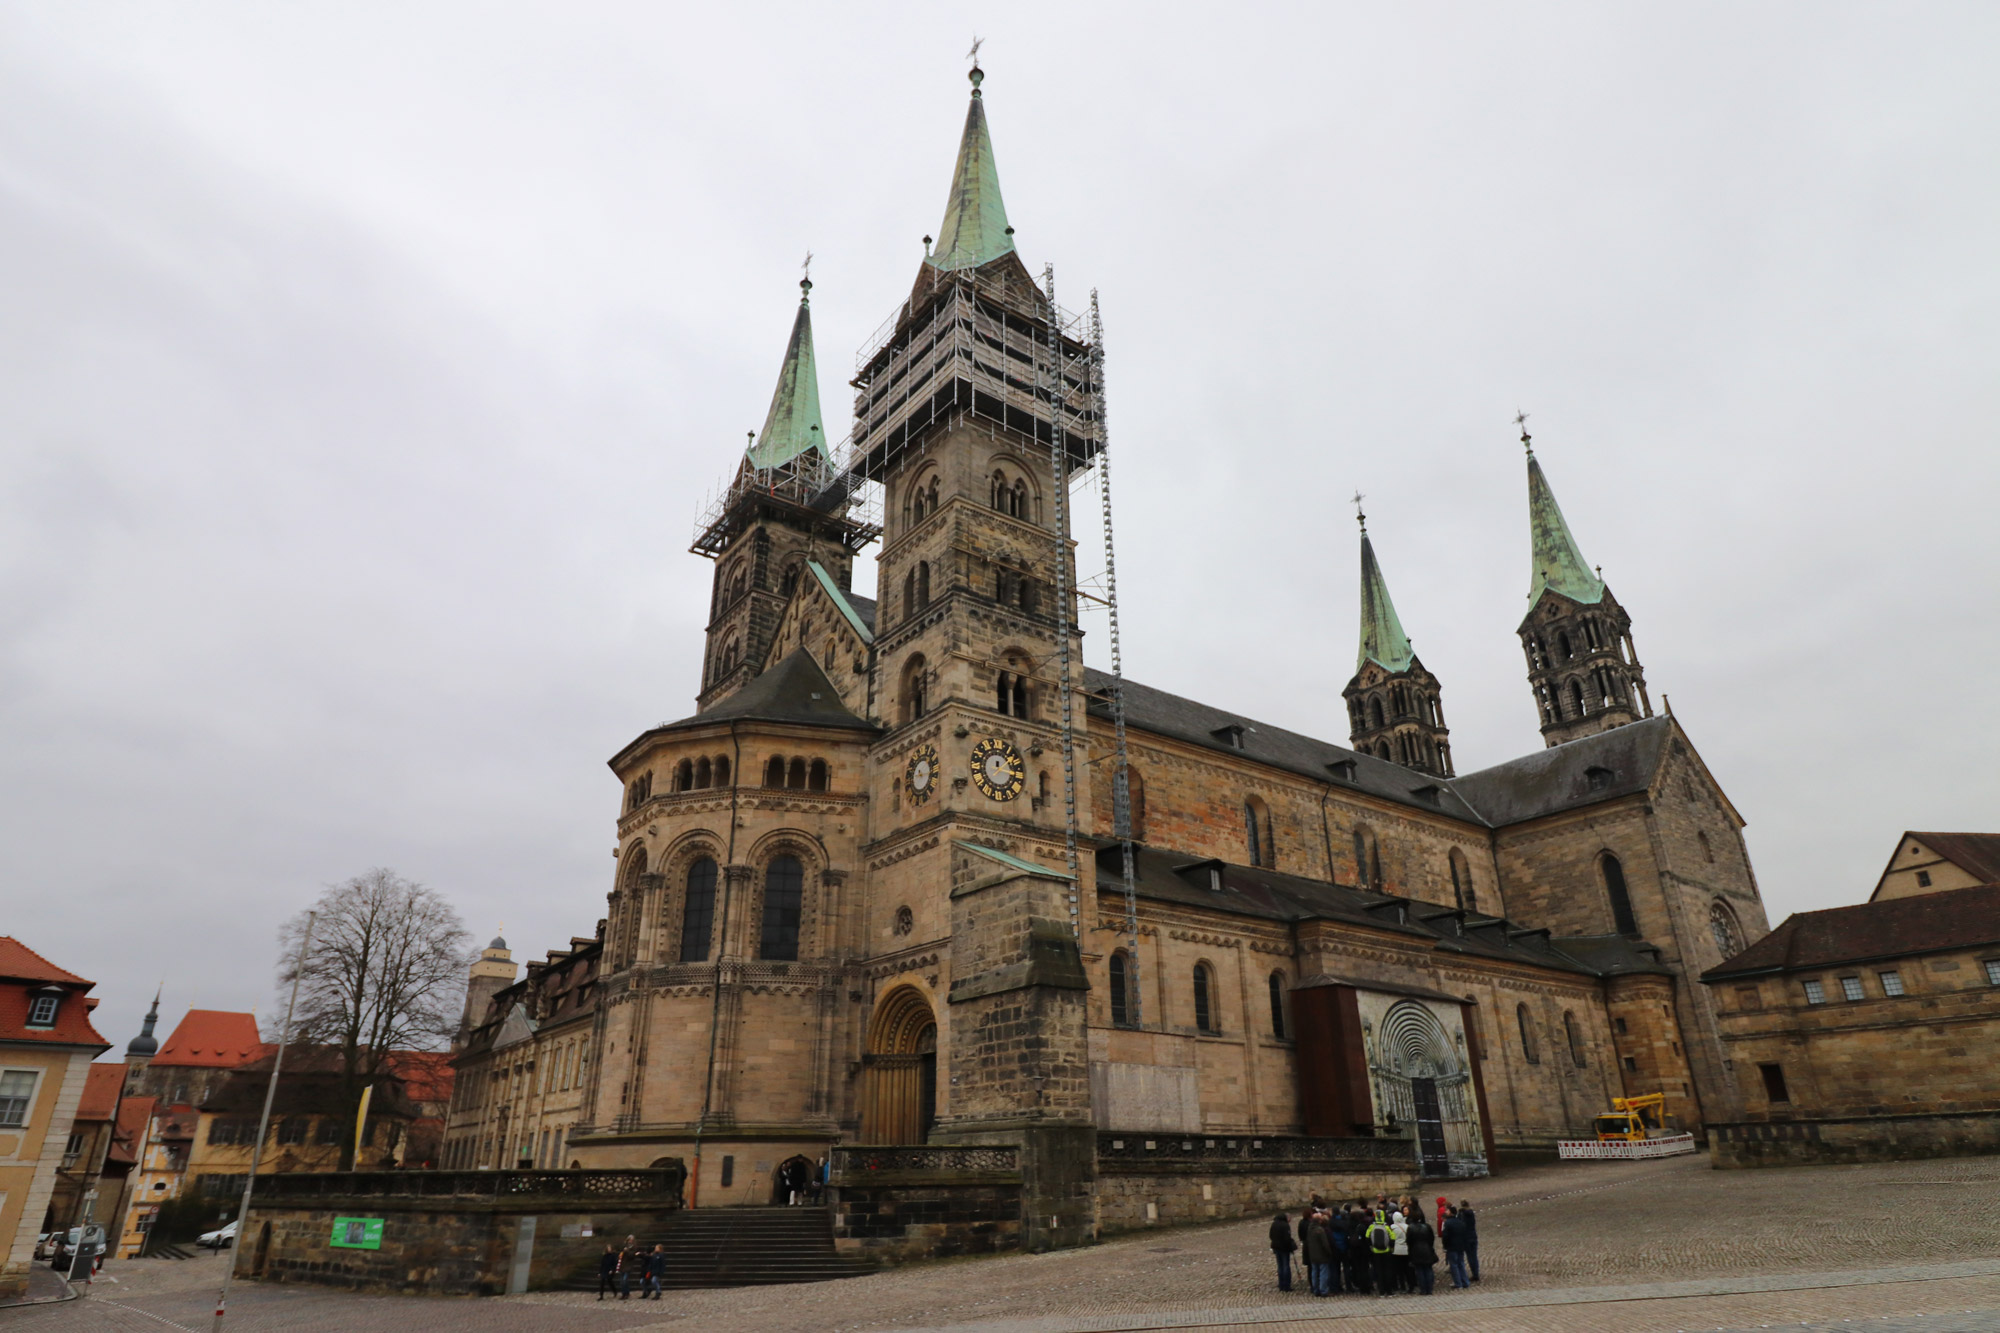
xmin=1366 ymin=1208 xmax=1396 ymax=1297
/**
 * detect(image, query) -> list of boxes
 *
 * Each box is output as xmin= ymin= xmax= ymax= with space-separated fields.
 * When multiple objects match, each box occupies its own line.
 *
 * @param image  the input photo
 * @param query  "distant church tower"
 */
xmin=691 ymin=277 xmax=877 ymax=712
xmin=455 ymin=933 xmax=516 ymax=1048
xmin=1517 ymin=422 xmax=1652 ymax=746
xmin=1342 ymin=509 xmax=1452 ymax=775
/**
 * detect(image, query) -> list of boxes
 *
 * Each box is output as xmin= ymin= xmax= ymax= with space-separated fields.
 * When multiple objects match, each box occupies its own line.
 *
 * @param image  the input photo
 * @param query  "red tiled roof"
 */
xmin=1705 ymin=881 xmax=2000 ymax=979
xmin=1914 ymin=832 xmax=2000 ymax=884
xmin=109 ymin=1093 xmax=155 ymax=1166
xmin=76 ymin=1063 xmax=125 ymax=1120
xmin=0 ymin=937 xmax=90 ymax=985
xmin=384 ymin=1050 xmax=455 ymax=1104
xmin=152 ymin=1010 xmax=268 ymax=1067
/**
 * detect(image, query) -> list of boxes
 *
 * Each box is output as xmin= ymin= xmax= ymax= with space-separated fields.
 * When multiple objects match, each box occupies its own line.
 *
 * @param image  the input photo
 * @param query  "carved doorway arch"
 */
xmin=860 ymin=986 xmax=937 ymax=1144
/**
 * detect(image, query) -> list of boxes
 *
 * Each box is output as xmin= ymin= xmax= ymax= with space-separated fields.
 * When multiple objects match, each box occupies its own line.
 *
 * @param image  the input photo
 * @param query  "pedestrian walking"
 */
xmin=1304 ymin=1209 xmax=1335 ymax=1296
xmin=1441 ymin=1205 xmax=1472 ymax=1289
xmin=1269 ymin=1211 xmax=1298 ymax=1292
xmin=619 ymin=1235 xmax=642 ymax=1299
xmin=1458 ymin=1199 xmax=1480 ymax=1282
xmin=1405 ymin=1208 xmax=1437 ymax=1295
xmin=643 ymin=1243 xmax=666 ymax=1299
xmin=595 ymin=1244 xmax=618 ymax=1301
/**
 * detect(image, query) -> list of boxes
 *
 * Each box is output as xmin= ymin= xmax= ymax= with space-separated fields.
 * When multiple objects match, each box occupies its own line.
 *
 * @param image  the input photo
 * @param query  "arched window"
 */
xmin=679 ymin=857 xmax=717 ymax=962
xmin=1449 ymin=849 xmax=1475 ymax=912
xmin=759 ymin=855 xmax=804 ymax=961
xmin=763 ymin=756 xmax=785 ymax=788
xmin=714 ymin=755 xmax=730 ymax=787
xmin=1698 ymin=830 xmax=1714 ymax=863
xmin=1012 ymin=479 xmax=1028 ymax=519
xmin=1244 ymin=796 xmax=1273 ymax=868
xmin=694 ymin=757 xmax=712 ymax=789
xmin=787 ymin=757 xmax=807 ymax=789
xmin=1709 ymin=899 xmax=1742 ymax=959
xmin=1193 ymin=964 xmax=1217 ymax=1034
xmin=781 ymin=561 xmax=801 ymax=596
xmin=1368 ymin=697 xmax=1385 ymax=730
xmin=675 ymin=759 xmax=694 ymax=792
xmin=901 ymin=655 xmax=928 ymax=724
xmin=1517 ymin=1003 xmax=1540 ymax=1064
xmin=807 ymin=759 xmax=829 ymax=792
xmin=1564 ymin=1010 xmax=1587 ymax=1067
xmin=1569 ymin=679 xmax=1587 ymax=716
xmin=1109 ymin=951 xmax=1132 ymax=1026
xmin=1268 ymin=972 xmax=1287 ymax=1039
xmin=1602 ymin=853 xmax=1639 ymax=935
xmin=729 ymin=568 xmax=748 ymax=603
xmin=1558 ymin=631 xmax=1573 ymax=659
xmin=917 ymin=560 xmax=931 ymax=607
xmin=1118 ymin=767 xmax=1147 ymax=842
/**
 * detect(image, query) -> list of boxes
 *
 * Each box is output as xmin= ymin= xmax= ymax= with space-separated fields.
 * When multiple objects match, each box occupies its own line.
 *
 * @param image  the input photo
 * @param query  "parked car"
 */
xmin=50 ymin=1225 xmax=106 ymax=1272
xmin=196 ymin=1220 xmax=238 ymax=1250
xmin=34 ymin=1231 xmax=54 ymax=1260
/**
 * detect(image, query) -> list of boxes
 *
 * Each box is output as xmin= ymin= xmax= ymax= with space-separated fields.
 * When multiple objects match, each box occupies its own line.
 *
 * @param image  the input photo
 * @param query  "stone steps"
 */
xmin=557 ymin=1206 xmax=876 ymax=1291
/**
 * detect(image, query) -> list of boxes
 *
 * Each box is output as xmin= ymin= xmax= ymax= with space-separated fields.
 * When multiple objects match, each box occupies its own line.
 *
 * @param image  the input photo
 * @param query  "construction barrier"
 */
xmin=1556 ymin=1133 xmax=1698 ymax=1161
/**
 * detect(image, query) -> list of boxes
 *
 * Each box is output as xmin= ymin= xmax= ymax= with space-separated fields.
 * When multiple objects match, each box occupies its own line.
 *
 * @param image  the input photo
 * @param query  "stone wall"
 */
xmin=1095 ymin=1133 xmax=1416 ymax=1234
xmin=828 ymin=1145 xmax=1022 ymax=1264
xmin=1709 ymin=1111 xmax=2000 ymax=1169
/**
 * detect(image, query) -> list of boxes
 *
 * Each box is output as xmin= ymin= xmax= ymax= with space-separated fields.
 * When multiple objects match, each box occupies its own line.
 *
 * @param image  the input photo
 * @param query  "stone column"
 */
xmin=932 ymin=845 xmax=1095 ymax=1252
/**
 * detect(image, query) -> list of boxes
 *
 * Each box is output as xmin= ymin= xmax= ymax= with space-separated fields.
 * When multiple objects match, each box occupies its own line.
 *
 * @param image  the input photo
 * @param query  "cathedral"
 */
xmin=443 ymin=63 xmax=1771 ymax=1240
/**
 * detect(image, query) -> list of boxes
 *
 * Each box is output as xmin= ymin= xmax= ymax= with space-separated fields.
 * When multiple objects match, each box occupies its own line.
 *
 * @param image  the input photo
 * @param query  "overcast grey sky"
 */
xmin=3 ymin=3 xmax=1995 ymax=1048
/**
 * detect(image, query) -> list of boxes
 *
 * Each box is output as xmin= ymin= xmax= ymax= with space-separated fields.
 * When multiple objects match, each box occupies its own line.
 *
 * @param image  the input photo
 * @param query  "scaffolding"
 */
xmin=688 ymin=449 xmax=880 ymax=559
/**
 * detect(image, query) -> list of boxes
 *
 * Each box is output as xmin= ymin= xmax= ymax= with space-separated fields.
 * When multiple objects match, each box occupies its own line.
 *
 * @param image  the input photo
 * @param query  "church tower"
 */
xmin=1342 ymin=509 xmax=1452 ymax=775
xmin=691 ymin=278 xmax=877 ymax=712
xmin=1516 ymin=422 xmax=1652 ymax=746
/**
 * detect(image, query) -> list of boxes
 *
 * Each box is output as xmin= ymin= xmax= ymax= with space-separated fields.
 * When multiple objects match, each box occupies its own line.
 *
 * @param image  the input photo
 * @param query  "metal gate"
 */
xmin=1410 ymin=1077 xmax=1450 ymax=1177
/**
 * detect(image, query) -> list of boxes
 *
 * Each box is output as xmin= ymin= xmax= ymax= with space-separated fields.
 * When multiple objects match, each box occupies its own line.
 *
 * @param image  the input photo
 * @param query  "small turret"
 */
xmin=455 ymin=931 xmax=517 ymax=1048
xmin=125 ymin=987 xmax=161 ymax=1062
xmin=1515 ymin=417 xmax=1652 ymax=746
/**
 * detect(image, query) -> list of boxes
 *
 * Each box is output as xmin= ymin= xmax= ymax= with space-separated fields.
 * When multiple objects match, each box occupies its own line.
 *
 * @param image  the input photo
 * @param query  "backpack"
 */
xmin=1367 ymin=1220 xmax=1392 ymax=1254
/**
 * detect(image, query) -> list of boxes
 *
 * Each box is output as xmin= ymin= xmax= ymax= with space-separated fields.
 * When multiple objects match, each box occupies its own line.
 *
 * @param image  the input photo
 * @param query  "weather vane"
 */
xmin=967 ymin=35 xmax=984 ymax=66
xmin=1352 ymin=490 xmax=1367 ymax=527
xmin=1514 ymin=409 xmax=1533 ymax=449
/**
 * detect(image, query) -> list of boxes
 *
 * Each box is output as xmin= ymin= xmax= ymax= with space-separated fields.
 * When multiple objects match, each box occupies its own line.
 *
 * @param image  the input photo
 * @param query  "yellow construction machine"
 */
xmin=1592 ymin=1093 xmax=1668 ymax=1142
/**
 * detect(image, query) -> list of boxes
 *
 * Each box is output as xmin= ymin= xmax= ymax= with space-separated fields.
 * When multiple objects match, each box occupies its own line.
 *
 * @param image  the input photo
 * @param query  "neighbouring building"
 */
xmin=43 ymin=1063 xmax=133 ymax=1254
xmin=443 ymin=62 xmax=1775 ymax=1249
xmin=1703 ymin=832 xmax=2000 ymax=1167
xmin=0 ymin=938 xmax=111 ymax=1297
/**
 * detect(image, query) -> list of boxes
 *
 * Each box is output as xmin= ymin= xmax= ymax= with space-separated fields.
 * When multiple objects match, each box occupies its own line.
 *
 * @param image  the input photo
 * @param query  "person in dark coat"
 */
xmin=1268 ymin=1212 xmax=1297 ymax=1292
xmin=1303 ymin=1210 xmax=1335 ymax=1296
xmin=1441 ymin=1206 xmax=1472 ymax=1289
xmin=1404 ymin=1210 xmax=1438 ymax=1295
xmin=1326 ymin=1208 xmax=1347 ymax=1294
xmin=1458 ymin=1199 xmax=1480 ymax=1282
xmin=1344 ymin=1208 xmax=1372 ymax=1294
xmin=643 ymin=1243 xmax=666 ymax=1299
xmin=619 ymin=1236 xmax=642 ymax=1299
xmin=595 ymin=1244 xmax=618 ymax=1300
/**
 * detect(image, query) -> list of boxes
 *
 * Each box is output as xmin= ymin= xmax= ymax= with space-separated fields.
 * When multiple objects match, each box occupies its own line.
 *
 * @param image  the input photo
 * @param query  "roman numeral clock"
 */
xmin=969 ymin=736 xmax=1025 ymax=801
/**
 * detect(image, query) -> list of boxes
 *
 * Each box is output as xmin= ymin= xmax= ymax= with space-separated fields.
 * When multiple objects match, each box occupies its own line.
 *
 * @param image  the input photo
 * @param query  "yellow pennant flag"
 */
xmin=353 ymin=1085 xmax=373 ymax=1163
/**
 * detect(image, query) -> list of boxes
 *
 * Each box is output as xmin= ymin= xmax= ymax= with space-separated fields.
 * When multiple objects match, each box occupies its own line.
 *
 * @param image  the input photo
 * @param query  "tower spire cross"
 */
xmin=1515 ymin=409 xmax=1533 ymax=450
xmin=966 ymin=35 xmax=983 ymax=66
xmin=1352 ymin=490 xmax=1367 ymax=528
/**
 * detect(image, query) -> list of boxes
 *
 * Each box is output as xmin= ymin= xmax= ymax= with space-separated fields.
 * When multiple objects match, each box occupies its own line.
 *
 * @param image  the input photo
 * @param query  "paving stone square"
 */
xmin=11 ymin=1154 xmax=2000 ymax=1332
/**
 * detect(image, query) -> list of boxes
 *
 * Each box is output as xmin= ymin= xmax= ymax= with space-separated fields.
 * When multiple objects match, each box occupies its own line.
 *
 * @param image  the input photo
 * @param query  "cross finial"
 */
xmin=1514 ymin=409 xmax=1533 ymax=451
xmin=967 ymin=35 xmax=984 ymax=65
xmin=1352 ymin=490 xmax=1367 ymax=529
xmin=966 ymin=37 xmax=985 ymax=92
xmin=799 ymin=249 xmax=813 ymax=299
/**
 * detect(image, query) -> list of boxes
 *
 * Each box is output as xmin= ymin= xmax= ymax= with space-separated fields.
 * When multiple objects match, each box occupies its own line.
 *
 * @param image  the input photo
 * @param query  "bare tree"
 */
xmin=277 ymin=868 xmax=471 ymax=1169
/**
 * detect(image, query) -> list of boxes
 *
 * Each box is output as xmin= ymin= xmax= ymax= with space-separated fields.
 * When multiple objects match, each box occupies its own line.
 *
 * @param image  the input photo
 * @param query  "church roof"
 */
xmin=1092 ymin=846 xmax=1671 ymax=980
xmin=1355 ymin=524 xmax=1414 ymax=674
xmin=654 ymin=649 xmax=874 ymax=736
xmin=806 ymin=560 xmax=874 ymax=644
xmin=743 ymin=282 xmax=828 ymax=471
xmin=1902 ymin=832 xmax=2000 ymax=885
xmin=925 ymin=67 xmax=1015 ymax=274
xmin=1703 ymin=881 xmax=2000 ymax=980
xmin=1448 ymin=716 xmax=1673 ymax=826
xmin=1526 ymin=447 xmax=1605 ymax=609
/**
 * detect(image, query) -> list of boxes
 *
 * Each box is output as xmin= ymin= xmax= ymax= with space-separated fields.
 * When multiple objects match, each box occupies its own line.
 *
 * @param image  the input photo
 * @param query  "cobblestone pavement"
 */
xmin=10 ymin=1154 xmax=2000 ymax=1332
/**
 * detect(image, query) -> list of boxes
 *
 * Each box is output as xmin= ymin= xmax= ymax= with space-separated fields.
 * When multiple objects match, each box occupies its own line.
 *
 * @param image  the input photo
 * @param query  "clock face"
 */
xmin=969 ymin=737 xmax=1026 ymax=802
xmin=904 ymin=743 xmax=939 ymax=803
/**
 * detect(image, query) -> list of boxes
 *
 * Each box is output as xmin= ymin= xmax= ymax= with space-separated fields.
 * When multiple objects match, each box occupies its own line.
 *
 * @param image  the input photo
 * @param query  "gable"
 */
xmin=762 ymin=562 xmax=873 ymax=716
xmin=1871 ymin=831 xmax=2000 ymax=902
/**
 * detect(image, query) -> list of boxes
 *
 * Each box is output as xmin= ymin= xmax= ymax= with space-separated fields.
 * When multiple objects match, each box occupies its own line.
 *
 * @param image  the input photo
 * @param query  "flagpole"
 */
xmin=211 ymin=911 xmax=314 ymax=1333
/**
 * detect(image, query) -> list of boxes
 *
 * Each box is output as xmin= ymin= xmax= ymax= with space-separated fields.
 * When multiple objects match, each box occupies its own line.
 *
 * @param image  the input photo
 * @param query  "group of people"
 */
xmin=596 ymin=1235 xmax=668 ymax=1300
xmin=1267 ymin=1194 xmax=1480 ymax=1297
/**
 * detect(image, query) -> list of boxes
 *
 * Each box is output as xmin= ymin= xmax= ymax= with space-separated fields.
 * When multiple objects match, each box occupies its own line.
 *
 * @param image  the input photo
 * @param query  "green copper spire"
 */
xmin=1355 ymin=508 xmax=1415 ymax=674
xmin=1522 ymin=420 xmax=1605 ymax=607
xmin=744 ymin=275 xmax=828 ymax=471
xmin=925 ymin=64 xmax=1015 ymax=273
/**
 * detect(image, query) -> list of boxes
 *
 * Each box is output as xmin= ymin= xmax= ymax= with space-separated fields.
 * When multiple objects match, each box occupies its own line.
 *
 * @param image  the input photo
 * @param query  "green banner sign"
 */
xmin=329 ymin=1217 xmax=384 ymax=1250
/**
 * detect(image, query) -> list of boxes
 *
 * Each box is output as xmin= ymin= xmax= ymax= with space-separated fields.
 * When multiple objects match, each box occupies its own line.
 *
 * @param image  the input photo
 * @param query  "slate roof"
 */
xmin=1093 ymin=845 xmax=1671 ymax=981
xmin=151 ymin=1010 xmax=268 ymax=1068
xmin=1703 ymin=881 xmax=2000 ymax=980
xmin=650 ymin=649 xmax=875 ymax=737
xmin=1913 ymin=833 xmax=2000 ymax=884
xmin=1085 ymin=668 xmax=1673 ymax=829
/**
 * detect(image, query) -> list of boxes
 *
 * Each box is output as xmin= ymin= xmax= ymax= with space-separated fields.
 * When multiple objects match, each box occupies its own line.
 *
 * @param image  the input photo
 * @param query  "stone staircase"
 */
xmin=560 ymin=1206 xmax=875 ymax=1291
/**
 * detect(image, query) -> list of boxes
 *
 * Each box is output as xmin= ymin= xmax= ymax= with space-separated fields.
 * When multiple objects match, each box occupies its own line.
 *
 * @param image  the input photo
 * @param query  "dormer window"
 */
xmin=1209 ymin=866 xmax=1224 ymax=894
xmin=1410 ymin=784 xmax=1441 ymax=807
xmin=27 ymin=989 xmax=60 ymax=1028
xmin=1327 ymin=760 xmax=1357 ymax=782
xmin=1211 ymin=724 xmax=1246 ymax=749
xmin=1585 ymin=766 xmax=1616 ymax=792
